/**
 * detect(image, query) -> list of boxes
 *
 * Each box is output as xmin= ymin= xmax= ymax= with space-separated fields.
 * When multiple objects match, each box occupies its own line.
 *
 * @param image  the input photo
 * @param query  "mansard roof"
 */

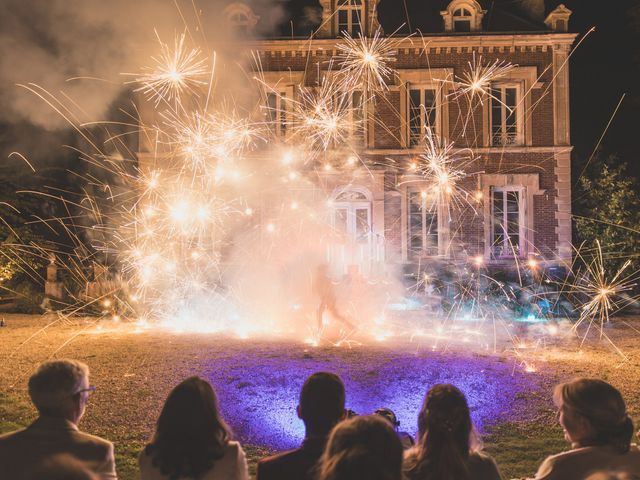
xmin=222 ymin=0 xmax=572 ymax=38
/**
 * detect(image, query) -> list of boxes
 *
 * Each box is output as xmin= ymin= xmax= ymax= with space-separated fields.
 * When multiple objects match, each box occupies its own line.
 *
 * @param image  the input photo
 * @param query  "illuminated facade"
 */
xmin=139 ymin=0 xmax=577 ymax=278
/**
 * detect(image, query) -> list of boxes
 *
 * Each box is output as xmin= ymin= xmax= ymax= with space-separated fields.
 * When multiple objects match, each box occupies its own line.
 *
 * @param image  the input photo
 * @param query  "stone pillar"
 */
xmin=44 ymin=254 xmax=64 ymax=300
xmin=552 ymin=43 xmax=571 ymax=146
xmin=555 ymin=151 xmax=573 ymax=264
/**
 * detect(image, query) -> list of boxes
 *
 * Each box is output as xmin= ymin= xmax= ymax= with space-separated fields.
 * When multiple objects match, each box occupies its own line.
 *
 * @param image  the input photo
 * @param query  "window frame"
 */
xmin=332 ymin=87 xmax=367 ymax=147
xmin=407 ymin=189 xmax=440 ymax=258
xmin=407 ymin=84 xmax=441 ymax=147
xmin=336 ymin=0 xmax=364 ymax=37
xmin=258 ymin=72 xmax=303 ymax=141
xmin=329 ymin=185 xmax=374 ymax=276
xmin=489 ymin=82 xmax=524 ymax=147
xmin=489 ymin=185 xmax=526 ymax=259
xmin=401 ymin=184 xmax=450 ymax=260
xmin=265 ymin=90 xmax=289 ymax=138
xmin=440 ymin=0 xmax=485 ymax=32
xmin=452 ymin=8 xmax=472 ymax=32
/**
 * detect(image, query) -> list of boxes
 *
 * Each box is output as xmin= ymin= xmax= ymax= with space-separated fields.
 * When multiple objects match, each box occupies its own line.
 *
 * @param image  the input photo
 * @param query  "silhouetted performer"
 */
xmin=313 ymin=264 xmax=354 ymax=332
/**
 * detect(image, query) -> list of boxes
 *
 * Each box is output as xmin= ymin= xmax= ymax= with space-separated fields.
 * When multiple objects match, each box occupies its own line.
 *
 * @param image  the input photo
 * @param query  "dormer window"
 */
xmin=337 ymin=0 xmax=364 ymax=37
xmin=452 ymin=8 xmax=472 ymax=32
xmin=224 ymin=3 xmax=259 ymax=35
xmin=544 ymin=4 xmax=572 ymax=33
xmin=441 ymin=0 xmax=485 ymax=33
xmin=317 ymin=0 xmax=381 ymax=38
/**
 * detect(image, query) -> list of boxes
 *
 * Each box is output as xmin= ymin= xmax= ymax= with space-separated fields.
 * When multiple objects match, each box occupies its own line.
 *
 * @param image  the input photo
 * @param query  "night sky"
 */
xmin=0 ymin=0 xmax=638 ymax=181
xmin=558 ymin=0 xmax=640 ymax=179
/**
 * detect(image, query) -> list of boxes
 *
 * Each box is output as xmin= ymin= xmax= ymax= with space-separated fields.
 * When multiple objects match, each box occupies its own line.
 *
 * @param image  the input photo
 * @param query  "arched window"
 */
xmin=440 ymin=1 xmax=485 ymax=33
xmin=329 ymin=186 xmax=373 ymax=275
xmin=452 ymin=8 xmax=472 ymax=32
xmin=224 ymin=3 xmax=259 ymax=35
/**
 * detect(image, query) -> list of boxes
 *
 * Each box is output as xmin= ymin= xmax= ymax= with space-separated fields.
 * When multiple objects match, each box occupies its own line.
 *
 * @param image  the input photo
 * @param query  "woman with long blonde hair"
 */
xmin=403 ymin=384 xmax=502 ymax=480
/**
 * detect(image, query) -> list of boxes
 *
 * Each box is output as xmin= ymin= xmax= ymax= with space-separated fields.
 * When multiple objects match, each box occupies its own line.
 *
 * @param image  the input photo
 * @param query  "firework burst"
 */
xmin=336 ymin=29 xmax=398 ymax=93
xmin=285 ymin=72 xmax=360 ymax=152
xmin=451 ymin=53 xmax=516 ymax=104
xmin=127 ymin=31 xmax=209 ymax=108
xmin=400 ymin=131 xmax=480 ymax=221
xmin=570 ymin=241 xmax=640 ymax=339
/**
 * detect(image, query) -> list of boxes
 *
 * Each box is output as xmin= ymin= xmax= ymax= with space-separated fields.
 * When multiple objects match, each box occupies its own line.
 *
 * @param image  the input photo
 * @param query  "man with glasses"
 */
xmin=0 ymin=359 xmax=117 ymax=479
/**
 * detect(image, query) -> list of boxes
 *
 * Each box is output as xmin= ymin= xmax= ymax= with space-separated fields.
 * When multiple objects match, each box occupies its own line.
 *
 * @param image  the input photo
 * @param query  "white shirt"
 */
xmin=535 ymin=445 xmax=640 ymax=479
xmin=139 ymin=440 xmax=249 ymax=480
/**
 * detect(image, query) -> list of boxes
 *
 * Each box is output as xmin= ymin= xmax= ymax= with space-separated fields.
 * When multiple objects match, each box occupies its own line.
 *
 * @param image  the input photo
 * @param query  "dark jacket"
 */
xmin=257 ymin=436 xmax=327 ymax=480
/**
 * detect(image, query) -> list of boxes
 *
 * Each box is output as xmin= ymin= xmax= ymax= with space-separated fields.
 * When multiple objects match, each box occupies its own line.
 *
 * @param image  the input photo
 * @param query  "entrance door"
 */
xmin=330 ymin=189 xmax=372 ymax=276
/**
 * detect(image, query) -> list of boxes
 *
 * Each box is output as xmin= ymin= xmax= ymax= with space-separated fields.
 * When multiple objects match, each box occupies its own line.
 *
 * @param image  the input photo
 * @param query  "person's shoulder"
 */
xmin=468 ymin=451 xmax=502 ymax=479
xmin=542 ymin=446 xmax=596 ymax=465
xmin=225 ymin=440 xmax=242 ymax=450
xmin=259 ymin=447 xmax=301 ymax=466
xmin=138 ymin=446 xmax=152 ymax=465
xmin=469 ymin=451 xmax=499 ymax=466
xmin=258 ymin=447 xmax=307 ymax=474
xmin=0 ymin=427 xmax=27 ymax=454
xmin=535 ymin=447 xmax=596 ymax=478
xmin=0 ymin=427 xmax=25 ymax=442
xmin=223 ymin=440 xmax=245 ymax=458
xmin=73 ymin=429 xmax=114 ymax=454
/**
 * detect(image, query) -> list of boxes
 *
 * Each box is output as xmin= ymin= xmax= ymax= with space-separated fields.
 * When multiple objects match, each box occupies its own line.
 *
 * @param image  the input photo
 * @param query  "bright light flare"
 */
xmin=128 ymin=32 xmax=208 ymax=107
xmin=336 ymin=29 xmax=397 ymax=93
xmin=452 ymin=53 xmax=516 ymax=103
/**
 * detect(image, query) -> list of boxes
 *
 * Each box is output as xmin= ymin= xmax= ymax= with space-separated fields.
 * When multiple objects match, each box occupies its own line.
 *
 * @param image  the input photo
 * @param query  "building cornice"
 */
xmin=241 ymin=33 xmax=577 ymax=54
xmin=359 ymin=146 xmax=574 ymax=156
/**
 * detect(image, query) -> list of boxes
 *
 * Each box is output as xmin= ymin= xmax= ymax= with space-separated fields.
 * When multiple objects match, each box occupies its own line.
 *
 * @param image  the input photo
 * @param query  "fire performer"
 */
xmin=313 ymin=264 xmax=354 ymax=332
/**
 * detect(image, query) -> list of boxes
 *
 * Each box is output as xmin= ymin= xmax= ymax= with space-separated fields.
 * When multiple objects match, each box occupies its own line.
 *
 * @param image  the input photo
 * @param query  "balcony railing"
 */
xmin=491 ymin=132 xmax=519 ymax=146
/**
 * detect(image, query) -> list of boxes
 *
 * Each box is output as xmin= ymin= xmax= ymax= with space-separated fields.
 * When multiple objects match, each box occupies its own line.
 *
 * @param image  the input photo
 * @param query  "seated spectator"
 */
xmin=25 ymin=453 xmax=100 ymax=480
xmin=403 ymin=384 xmax=502 ymax=480
xmin=374 ymin=407 xmax=415 ymax=450
xmin=534 ymin=378 xmax=640 ymax=480
xmin=139 ymin=376 xmax=248 ymax=480
xmin=257 ymin=372 xmax=346 ymax=480
xmin=585 ymin=473 xmax=639 ymax=480
xmin=316 ymin=414 xmax=404 ymax=480
xmin=0 ymin=359 xmax=116 ymax=480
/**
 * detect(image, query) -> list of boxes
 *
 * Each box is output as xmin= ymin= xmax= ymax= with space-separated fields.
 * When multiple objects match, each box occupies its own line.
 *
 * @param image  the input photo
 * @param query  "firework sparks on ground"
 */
xmin=569 ymin=241 xmax=639 ymax=342
xmin=3 ymin=11 xmax=638 ymax=374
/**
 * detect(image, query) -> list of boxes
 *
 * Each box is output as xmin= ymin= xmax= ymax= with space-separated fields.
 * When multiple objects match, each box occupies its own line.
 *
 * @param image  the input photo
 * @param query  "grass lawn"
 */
xmin=1 ymin=314 xmax=639 ymax=479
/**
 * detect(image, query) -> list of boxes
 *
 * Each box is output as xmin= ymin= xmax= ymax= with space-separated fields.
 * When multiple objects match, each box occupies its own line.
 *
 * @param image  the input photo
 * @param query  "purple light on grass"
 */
xmin=203 ymin=345 xmax=534 ymax=450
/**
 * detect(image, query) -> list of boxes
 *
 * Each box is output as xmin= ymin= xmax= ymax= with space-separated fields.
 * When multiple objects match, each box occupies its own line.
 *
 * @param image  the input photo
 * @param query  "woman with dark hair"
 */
xmin=317 ymin=415 xmax=404 ymax=480
xmin=534 ymin=378 xmax=640 ymax=479
xmin=139 ymin=377 xmax=248 ymax=480
xmin=403 ymin=384 xmax=502 ymax=480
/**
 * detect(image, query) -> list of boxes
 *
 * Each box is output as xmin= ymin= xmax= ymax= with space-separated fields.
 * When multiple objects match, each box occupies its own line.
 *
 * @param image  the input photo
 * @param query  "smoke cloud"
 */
xmin=0 ymin=0 xmax=285 ymax=131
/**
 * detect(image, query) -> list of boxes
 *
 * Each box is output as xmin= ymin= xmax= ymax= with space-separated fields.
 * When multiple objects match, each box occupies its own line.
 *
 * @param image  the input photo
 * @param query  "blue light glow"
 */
xmin=203 ymin=344 xmax=535 ymax=450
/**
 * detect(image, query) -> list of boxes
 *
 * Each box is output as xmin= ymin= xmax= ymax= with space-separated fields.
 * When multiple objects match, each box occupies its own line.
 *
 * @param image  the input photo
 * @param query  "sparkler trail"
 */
xmin=2 ymin=8 xmax=638 ymax=375
xmin=126 ymin=31 xmax=209 ymax=108
xmin=336 ymin=29 xmax=398 ymax=94
xmin=569 ymin=241 xmax=639 ymax=346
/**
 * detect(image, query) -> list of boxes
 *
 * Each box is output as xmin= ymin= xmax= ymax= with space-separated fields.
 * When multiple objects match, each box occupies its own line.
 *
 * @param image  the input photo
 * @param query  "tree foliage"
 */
xmin=574 ymin=155 xmax=640 ymax=276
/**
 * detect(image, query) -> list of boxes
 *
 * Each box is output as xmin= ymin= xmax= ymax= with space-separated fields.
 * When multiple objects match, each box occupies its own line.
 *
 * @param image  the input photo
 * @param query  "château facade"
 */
xmin=139 ymin=0 xmax=577 ymax=279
